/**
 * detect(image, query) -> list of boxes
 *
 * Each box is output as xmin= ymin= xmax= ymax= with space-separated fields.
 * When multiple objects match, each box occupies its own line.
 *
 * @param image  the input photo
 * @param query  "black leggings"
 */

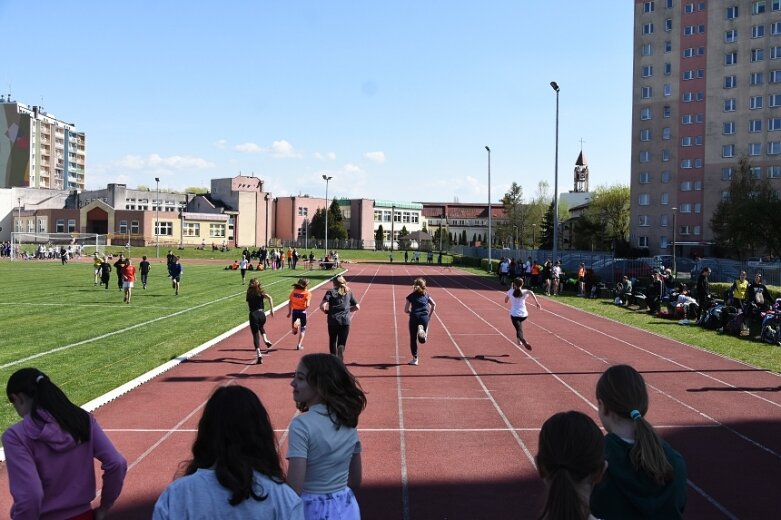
xmin=327 ymin=319 xmax=350 ymax=356
xmin=249 ymin=309 xmax=267 ymax=350
xmin=408 ymin=314 xmax=430 ymax=358
xmin=511 ymin=315 xmax=528 ymax=343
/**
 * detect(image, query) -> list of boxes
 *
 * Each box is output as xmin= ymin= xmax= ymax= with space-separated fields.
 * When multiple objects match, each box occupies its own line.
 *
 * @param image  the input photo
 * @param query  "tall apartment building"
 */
xmin=0 ymin=96 xmax=86 ymax=190
xmin=631 ymin=0 xmax=781 ymax=257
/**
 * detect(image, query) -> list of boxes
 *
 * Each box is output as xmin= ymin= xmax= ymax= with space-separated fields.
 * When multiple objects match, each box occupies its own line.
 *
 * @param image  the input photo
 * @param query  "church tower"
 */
xmin=573 ymin=148 xmax=588 ymax=193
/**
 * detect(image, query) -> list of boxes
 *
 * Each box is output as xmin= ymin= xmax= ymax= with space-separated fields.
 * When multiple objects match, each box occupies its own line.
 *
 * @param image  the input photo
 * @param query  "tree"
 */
xmin=326 ymin=199 xmax=348 ymax=241
xmin=711 ymin=156 xmax=781 ymax=258
xmin=574 ymin=184 xmax=631 ymax=252
xmin=309 ymin=208 xmax=326 ymax=239
xmin=500 ymin=182 xmax=528 ymax=248
xmin=375 ymin=225 xmax=384 ymax=250
xmin=185 ymin=186 xmax=208 ymax=194
xmin=398 ymin=225 xmax=410 ymax=250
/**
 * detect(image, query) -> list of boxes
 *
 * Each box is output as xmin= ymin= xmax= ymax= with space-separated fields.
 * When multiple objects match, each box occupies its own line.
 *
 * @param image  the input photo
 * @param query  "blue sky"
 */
xmin=2 ymin=1 xmax=634 ymax=203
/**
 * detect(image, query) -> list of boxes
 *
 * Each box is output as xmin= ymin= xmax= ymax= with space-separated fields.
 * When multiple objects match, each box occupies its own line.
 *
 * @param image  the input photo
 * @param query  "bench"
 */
xmin=319 ymin=261 xmax=335 ymax=270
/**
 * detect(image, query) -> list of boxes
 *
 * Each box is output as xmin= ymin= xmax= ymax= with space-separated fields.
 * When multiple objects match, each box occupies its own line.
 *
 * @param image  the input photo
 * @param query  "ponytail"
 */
xmin=539 ymin=468 xmax=590 ymax=520
xmin=596 ymin=365 xmax=674 ymax=485
xmin=512 ymin=277 xmax=524 ymax=298
xmin=7 ymin=368 xmax=90 ymax=444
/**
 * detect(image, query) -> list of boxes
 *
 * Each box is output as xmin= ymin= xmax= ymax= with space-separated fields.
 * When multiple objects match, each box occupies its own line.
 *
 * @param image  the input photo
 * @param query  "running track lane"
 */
xmin=0 ymin=263 xmax=779 ymax=518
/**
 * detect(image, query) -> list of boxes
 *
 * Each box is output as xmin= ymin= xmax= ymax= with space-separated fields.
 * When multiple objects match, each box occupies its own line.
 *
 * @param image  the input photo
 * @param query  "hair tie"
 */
xmin=35 ymin=374 xmax=45 ymax=384
xmin=630 ymin=409 xmax=642 ymax=421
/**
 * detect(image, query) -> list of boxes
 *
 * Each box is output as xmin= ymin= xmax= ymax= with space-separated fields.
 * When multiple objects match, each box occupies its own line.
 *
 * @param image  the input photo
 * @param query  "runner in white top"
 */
xmin=504 ymin=277 xmax=541 ymax=350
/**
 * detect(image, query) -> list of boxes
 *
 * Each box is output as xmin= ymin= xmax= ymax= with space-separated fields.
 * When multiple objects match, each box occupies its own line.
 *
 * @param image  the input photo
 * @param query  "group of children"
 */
xmin=3 ymin=361 xmax=686 ymax=520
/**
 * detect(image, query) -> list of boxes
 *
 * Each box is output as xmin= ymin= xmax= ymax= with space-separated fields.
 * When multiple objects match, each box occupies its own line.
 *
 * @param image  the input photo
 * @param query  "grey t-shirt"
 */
xmin=287 ymin=403 xmax=362 ymax=494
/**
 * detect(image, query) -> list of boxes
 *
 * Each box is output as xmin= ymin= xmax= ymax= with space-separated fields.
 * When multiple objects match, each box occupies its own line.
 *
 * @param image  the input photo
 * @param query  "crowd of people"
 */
xmin=3 ymin=361 xmax=687 ymax=519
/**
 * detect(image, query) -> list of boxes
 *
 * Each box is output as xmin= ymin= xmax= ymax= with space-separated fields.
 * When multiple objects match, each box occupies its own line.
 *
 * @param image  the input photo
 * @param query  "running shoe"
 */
xmin=408 ymin=357 xmax=419 ymax=366
xmin=293 ymin=318 xmax=301 ymax=335
xmin=417 ymin=325 xmax=427 ymax=343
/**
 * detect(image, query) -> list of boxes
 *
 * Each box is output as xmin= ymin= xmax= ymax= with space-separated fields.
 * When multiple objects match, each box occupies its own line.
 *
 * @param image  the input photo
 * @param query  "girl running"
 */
xmin=287 ymin=353 xmax=366 ymax=520
xmin=246 ymin=278 xmax=275 ymax=364
xmin=320 ymin=276 xmax=360 ymax=361
xmin=590 ymin=364 xmax=688 ymax=519
xmin=287 ymin=278 xmax=311 ymax=350
xmin=504 ymin=277 xmax=540 ymax=350
xmin=404 ymin=277 xmax=436 ymax=366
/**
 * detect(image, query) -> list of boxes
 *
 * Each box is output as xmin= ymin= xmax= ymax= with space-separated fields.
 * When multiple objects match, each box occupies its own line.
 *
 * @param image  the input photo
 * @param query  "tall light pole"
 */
xmin=264 ymin=193 xmax=270 ymax=247
xmin=485 ymin=145 xmax=492 ymax=273
xmin=550 ymin=81 xmax=560 ymax=262
xmin=513 ymin=225 xmax=518 ymax=250
xmin=671 ymin=207 xmax=677 ymax=278
xmin=391 ymin=205 xmax=396 ymax=252
xmin=322 ymin=174 xmax=332 ymax=257
xmin=155 ymin=177 xmax=160 ymax=259
xmin=439 ymin=212 xmax=445 ymax=252
xmin=532 ymin=223 xmax=536 ymax=252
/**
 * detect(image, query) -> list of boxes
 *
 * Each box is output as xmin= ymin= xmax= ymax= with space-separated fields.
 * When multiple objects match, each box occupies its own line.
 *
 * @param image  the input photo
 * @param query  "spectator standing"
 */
xmin=246 ymin=278 xmax=274 ymax=364
xmin=577 ymin=262 xmax=586 ymax=296
xmin=542 ymin=260 xmax=552 ymax=296
xmin=551 ymin=261 xmax=563 ymax=296
xmin=99 ymin=257 xmax=112 ymax=289
xmin=93 ymin=253 xmax=103 ymax=286
xmin=320 ymin=276 xmax=360 ymax=361
xmin=166 ymin=250 xmax=176 ymax=279
xmin=695 ymin=267 xmax=712 ymax=316
xmin=113 ymin=254 xmax=127 ymax=291
xmin=287 ymin=354 xmax=366 ymax=520
xmin=239 ymin=255 xmax=249 ymax=285
xmin=404 ymin=278 xmax=437 ymax=366
xmin=153 ymin=385 xmax=303 ymax=519
xmin=729 ymin=271 xmax=749 ymax=307
xmin=590 ymin=364 xmax=687 ymax=519
xmin=3 ymin=368 xmax=127 ymax=520
xmin=536 ymin=411 xmax=605 ymax=520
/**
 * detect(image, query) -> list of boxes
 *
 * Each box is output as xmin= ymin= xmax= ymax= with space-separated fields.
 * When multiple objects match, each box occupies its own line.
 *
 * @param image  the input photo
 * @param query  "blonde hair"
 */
xmin=413 ymin=278 xmax=427 ymax=295
xmin=334 ymin=275 xmax=348 ymax=296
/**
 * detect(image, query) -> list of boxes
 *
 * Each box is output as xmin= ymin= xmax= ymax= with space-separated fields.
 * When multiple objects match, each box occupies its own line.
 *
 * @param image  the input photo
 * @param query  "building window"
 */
xmin=131 ymin=220 xmax=140 ymax=234
xmin=725 ymin=52 xmax=738 ymax=65
xmin=664 ymin=105 xmax=672 ymax=118
xmin=684 ymin=25 xmax=696 ymax=35
xmin=724 ymin=75 xmax=737 ymax=88
xmin=752 ymin=48 xmax=765 ymax=62
xmin=725 ymin=29 xmax=738 ymax=43
xmin=772 ymin=70 xmax=781 ymax=83
xmin=297 ymin=206 xmax=309 ymax=216
xmin=773 ymin=21 xmax=781 ymax=34
xmin=640 ymin=129 xmax=651 ymax=141
xmin=661 ymin=193 xmax=670 ymax=205
xmin=664 ymin=83 xmax=672 ymax=96
xmin=638 ymin=236 xmax=649 ymax=248
xmin=661 ymin=171 xmax=671 ymax=183
xmin=723 ymin=144 xmax=736 ymax=157
xmin=751 ymin=95 xmax=764 ymax=109
xmin=665 ymin=18 xmax=673 ymax=31
xmin=771 ymin=94 xmax=781 ymax=106
xmin=183 ymin=222 xmax=201 ymax=236
xmin=753 ymin=1 xmax=766 ymax=14
xmin=750 ymin=143 xmax=763 ymax=155
xmin=723 ymin=121 xmax=736 ymax=134
xmin=639 ymin=171 xmax=651 ymax=183
xmin=638 ymin=194 xmax=651 ymax=206
xmin=694 ymin=226 xmax=702 ymax=236
xmin=641 ymin=107 xmax=652 ymax=120
xmin=642 ymin=43 xmax=653 ymax=56
xmin=681 ymin=180 xmax=692 ymax=191
xmin=660 ymin=214 xmax=669 ymax=227
xmin=118 ymin=220 xmax=127 ymax=234
xmin=156 ymin=222 xmax=173 ymax=236
xmin=769 ymin=165 xmax=781 ymax=177
xmin=724 ymin=98 xmax=737 ymax=111
xmin=772 ymin=46 xmax=781 ymax=59
xmin=662 ymin=149 xmax=671 ymax=161
xmin=644 ymin=23 xmax=654 ymax=34
xmin=726 ymin=5 xmax=739 ymax=19
xmin=680 ymin=225 xmax=691 ymax=235
xmin=721 ymin=191 xmax=731 ymax=201
xmin=639 ymin=151 xmax=651 ymax=163
xmin=753 ymin=24 xmax=766 ymax=38
xmin=775 ymin=0 xmax=781 ymax=10
xmin=681 ymin=159 xmax=693 ymax=168
xmin=682 ymin=136 xmax=693 ymax=146
xmin=208 ymin=223 xmax=225 ymax=238
xmin=680 ymin=203 xmax=692 ymax=213
xmin=751 ymin=72 xmax=764 ymax=85
xmin=663 ymin=127 xmax=671 ymax=139
xmin=641 ymin=86 xmax=652 ymax=98
xmin=750 ymin=119 xmax=763 ymax=132
xmin=56 ymin=219 xmax=65 ymax=232
xmin=722 ymin=167 xmax=734 ymax=180
xmin=695 ymin=203 xmax=702 ymax=213
xmin=665 ymin=40 xmax=672 ymax=52
xmin=642 ymin=65 xmax=654 ymax=77
xmin=770 ymin=117 xmax=781 ymax=130
xmin=644 ymin=1 xmax=655 ymax=12
xmin=67 ymin=219 xmax=76 ymax=233
xmin=665 ymin=63 xmax=673 ymax=75
xmin=751 ymin=166 xmax=763 ymax=178
xmin=639 ymin=215 xmax=650 ymax=226
xmin=768 ymin=141 xmax=781 ymax=154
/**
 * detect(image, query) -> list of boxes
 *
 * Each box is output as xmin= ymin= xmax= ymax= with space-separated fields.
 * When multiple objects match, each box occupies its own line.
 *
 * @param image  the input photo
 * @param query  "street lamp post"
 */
xmin=264 ymin=193 xmax=270 ymax=247
xmin=532 ymin=223 xmax=536 ymax=253
xmin=550 ymin=81 xmax=560 ymax=262
xmin=513 ymin=225 xmax=518 ymax=250
xmin=155 ymin=177 xmax=160 ymax=259
xmin=305 ymin=218 xmax=309 ymax=250
xmin=671 ymin=207 xmax=677 ymax=278
xmin=439 ymin=213 xmax=445 ymax=252
xmin=322 ymin=174 xmax=332 ymax=257
xmin=391 ymin=205 xmax=396 ymax=252
xmin=485 ymin=145 xmax=492 ymax=273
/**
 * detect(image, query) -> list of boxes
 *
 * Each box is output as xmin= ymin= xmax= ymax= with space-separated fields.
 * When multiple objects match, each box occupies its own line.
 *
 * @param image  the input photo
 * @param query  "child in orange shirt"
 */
xmin=287 ymin=278 xmax=311 ymax=350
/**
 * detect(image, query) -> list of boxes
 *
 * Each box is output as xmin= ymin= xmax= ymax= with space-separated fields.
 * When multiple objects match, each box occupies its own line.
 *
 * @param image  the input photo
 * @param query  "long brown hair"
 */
xmin=512 ymin=277 xmax=524 ymax=298
xmin=412 ymin=278 xmax=427 ymax=295
xmin=536 ymin=411 xmax=604 ymax=520
xmin=297 ymin=353 xmax=366 ymax=428
xmin=246 ymin=278 xmax=266 ymax=299
xmin=333 ymin=275 xmax=349 ymax=296
xmin=596 ymin=364 xmax=674 ymax=485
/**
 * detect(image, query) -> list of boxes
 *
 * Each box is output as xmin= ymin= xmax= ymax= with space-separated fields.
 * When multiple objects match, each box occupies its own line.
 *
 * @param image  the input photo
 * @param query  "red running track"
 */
xmin=1 ymin=263 xmax=780 ymax=519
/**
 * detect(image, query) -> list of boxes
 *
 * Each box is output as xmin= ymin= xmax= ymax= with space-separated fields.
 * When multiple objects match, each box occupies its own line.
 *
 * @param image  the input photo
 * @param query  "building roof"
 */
xmin=576 ymin=150 xmax=587 ymax=166
xmin=420 ymin=203 xmax=506 ymax=219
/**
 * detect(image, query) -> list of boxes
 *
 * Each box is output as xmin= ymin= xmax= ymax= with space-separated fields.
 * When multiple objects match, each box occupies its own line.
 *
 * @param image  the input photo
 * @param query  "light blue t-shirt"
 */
xmin=153 ymin=468 xmax=303 ymax=519
xmin=287 ymin=403 xmax=362 ymax=494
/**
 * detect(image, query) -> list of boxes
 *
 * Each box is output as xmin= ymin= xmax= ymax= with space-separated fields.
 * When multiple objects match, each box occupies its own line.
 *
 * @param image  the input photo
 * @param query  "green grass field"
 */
xmin=0 ymin=256 xmax=342 ymax=437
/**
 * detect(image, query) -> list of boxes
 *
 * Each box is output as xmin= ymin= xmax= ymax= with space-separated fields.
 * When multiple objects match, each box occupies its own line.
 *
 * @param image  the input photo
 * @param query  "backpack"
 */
xmin=760 ymin=313 xmax=781 ymax=346
xmin=724 ymin=312 xmax=749 ymax=336
xmin=700 ymin=304 xmax=723 ymax=330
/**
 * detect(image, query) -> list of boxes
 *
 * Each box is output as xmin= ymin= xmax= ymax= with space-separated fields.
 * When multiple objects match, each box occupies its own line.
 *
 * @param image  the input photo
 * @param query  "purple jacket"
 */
xmin=2 ymin=410 xmax=127 ymax=520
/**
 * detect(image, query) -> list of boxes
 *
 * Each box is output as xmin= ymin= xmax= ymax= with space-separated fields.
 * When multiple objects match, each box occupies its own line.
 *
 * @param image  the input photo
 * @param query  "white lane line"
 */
xmin=390 ymin=268 xmax=412 ymax=520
